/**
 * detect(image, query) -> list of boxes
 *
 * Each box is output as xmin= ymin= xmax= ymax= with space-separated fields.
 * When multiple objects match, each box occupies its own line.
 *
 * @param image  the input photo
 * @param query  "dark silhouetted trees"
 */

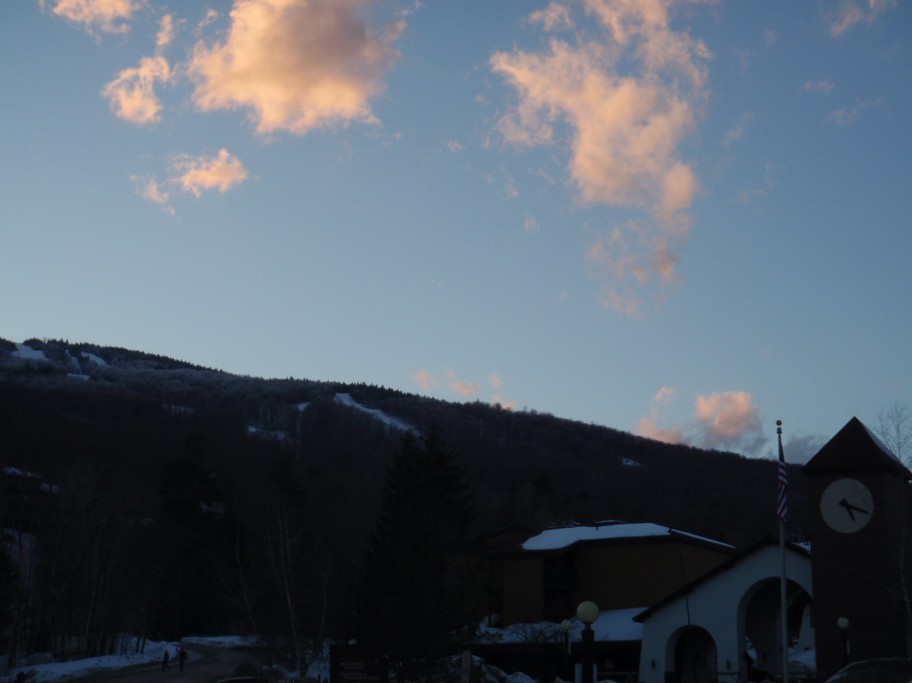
xmin=354 ymin=428 xmax=480 ymax=658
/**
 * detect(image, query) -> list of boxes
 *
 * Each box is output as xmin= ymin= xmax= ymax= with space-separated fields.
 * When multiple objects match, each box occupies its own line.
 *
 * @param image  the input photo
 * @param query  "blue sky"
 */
xmin=2 ymin=0 xmax=910 ymax=460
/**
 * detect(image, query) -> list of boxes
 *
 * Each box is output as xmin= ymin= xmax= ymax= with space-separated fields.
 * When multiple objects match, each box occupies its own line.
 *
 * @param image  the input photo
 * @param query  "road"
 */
xmin=72 ymin=645 xmax=262 ymax=683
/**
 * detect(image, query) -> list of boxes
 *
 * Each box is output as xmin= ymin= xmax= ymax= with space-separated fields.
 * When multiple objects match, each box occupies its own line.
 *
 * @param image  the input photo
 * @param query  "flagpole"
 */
xmin=777 ymin=420 xmax=789 ymax=683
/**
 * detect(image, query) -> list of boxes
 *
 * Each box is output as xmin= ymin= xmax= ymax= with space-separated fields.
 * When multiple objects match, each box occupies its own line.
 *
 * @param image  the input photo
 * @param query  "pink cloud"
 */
xmin=450 ymin=380 xmax=481 ymax=397
xmin=491 ymin=0 xmax=710 ymax=316
xmin=492 ymin=395 xmax=519 ymax=411
xmin=636 ymin=386 xmax=684 ymax=443
xmin=171 ymin=149 xmax=249 ymax=197
xmin=188 ymin=0 xmax=404 ymax=135
xmin=637 ymin=417 xmax=683 ymax=445
xmin=101 ymin=56 xmax=171 ymax=126
xmin=445 ymin=370 xmax=481 ymax=397
xmin=637 ymin=387 xmax=766 ymax=454
xmin=130 ymin=174 xmax=173 ymax=215
xmin=692 ymin=390 xmax=764 ymax=451
xmin=529 ymin=2 xmax=575 ymax=31
xmin=414 ymin=369 xmax=436 ymax=392
xmin=156 ymin=14 xmax=178 ymax=50
xmin=44 ymin=0 xmax=139 ymax=35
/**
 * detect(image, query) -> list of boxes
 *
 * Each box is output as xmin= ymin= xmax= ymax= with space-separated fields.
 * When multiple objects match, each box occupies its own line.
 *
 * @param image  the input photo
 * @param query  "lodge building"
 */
xmin=473 ymin=417 xmax=912 ymax=683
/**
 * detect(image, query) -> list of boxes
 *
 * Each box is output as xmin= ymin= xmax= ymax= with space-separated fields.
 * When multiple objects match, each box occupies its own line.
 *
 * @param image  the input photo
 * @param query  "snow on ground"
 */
xmin=334 ymin=393 xmax=417 ymax=434
xmin=6 ymin=636 xmax=261 ymax=682
xmin=247 ymin=425 xmax=291 ymax=441
xmin=12 ymin=344 xmax=47 ymax=362
xmin=79 ymin=352 xmax=108 ymax=366
xmin=478 ymin=612 xmax=643 ymax=644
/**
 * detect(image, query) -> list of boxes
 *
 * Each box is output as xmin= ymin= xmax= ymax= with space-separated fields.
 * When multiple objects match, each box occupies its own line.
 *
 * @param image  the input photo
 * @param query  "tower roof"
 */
xmin=802 ymin=416 xmax=911 ymax=478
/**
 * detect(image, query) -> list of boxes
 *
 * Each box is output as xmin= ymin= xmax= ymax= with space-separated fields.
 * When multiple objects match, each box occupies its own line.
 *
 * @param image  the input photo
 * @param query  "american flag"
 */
xmin=776 ymin=432 xmax=788 ymax=524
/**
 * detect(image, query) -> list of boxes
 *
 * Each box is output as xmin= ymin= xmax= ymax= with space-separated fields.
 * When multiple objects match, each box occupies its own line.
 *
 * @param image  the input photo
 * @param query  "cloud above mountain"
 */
xmin=491 ymin=0 xmax=711 ymax=316
xmin=187 ymin=0 xmax=405 ymax=135
xmin=638 ymin=387 xmax=766 ymax=454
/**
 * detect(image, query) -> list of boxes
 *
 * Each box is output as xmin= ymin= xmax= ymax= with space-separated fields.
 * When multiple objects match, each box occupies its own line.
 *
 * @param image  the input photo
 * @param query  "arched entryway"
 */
xmin=738 ymin=578 xmax=813 ymax=681
xmin=666 ymin=625 xmax=717 ymax=683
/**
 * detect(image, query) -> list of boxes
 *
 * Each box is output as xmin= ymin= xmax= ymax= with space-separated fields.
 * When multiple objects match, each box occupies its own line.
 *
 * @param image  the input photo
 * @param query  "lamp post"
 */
xmin=577 ymin=601 xmax=599 ymax=683
xmin=837 ymin=617 xmax=849 ymax=667
xmin=561 ymin=619 xmax=572 ymax=681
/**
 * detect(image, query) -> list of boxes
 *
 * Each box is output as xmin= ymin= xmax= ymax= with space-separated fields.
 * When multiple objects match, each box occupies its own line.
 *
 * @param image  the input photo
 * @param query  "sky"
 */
xmin=2 ymin=0 xmax=911 ymax=461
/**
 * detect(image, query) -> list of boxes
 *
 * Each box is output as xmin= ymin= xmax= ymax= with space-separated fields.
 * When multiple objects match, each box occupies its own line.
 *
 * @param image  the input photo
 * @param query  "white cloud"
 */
xmin=826 ymin=0 xmax=897 ymax=37
xmin=827 ymin=98 xmax=882 ymax=127
xmin=722 ymin=111 xmax=754 ymax=147
xmin=736 ymin=163 xmax=775 ymax=203
xmin=43 ymin=0 xmax=140 ymax=35
xmin=801 ymin=80 xmax=835 ymax=94
xmin=101 ymin=56 xmax=171 ymax=126
xmin=188 ymin=0 xmax=405 ymax=136
xmin=491 ymin=0 xmax=711 ymax=317
xmin=171 ymin=149 xmax=249 ymax=197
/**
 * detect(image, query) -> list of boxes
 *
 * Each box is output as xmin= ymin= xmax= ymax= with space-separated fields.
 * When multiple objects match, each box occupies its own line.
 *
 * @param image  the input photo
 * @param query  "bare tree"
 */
xmin=878 ymin=401 xmax=911 ymax=465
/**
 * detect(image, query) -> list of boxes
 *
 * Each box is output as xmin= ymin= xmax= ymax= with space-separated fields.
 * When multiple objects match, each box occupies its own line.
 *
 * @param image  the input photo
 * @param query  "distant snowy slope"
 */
xmin=13 ymin=343 xmax=48 ymax=361
xmin=334 ymin=393 xmax=418 ymax=434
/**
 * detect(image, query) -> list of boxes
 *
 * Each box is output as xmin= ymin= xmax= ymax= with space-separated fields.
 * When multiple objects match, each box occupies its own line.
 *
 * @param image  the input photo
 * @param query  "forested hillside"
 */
xmin=0 ymin=338 xmax=807 ymax=668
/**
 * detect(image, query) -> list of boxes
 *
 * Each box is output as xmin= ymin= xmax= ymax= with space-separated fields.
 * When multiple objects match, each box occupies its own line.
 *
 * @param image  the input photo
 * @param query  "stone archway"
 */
xmin=666 ymin=625 xmax=717 ymax=683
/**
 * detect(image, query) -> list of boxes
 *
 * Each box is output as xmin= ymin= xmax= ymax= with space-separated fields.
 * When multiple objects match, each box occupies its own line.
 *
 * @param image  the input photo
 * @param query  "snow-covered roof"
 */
xmin=521 ymin=523 xmax=732 ymax=551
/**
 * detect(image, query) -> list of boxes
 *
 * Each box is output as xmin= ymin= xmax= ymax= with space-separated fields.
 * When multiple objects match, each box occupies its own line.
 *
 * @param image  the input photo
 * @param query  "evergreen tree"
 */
xmin=154 ymin=432 xmax=229 ymax=637
xmin=354 ymin=427 xmax=478 ymax=658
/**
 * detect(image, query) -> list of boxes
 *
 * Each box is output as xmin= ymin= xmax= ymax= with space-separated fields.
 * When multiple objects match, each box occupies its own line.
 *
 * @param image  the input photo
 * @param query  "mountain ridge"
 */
xmin=1 ymin=335 xmax=806 ymax=547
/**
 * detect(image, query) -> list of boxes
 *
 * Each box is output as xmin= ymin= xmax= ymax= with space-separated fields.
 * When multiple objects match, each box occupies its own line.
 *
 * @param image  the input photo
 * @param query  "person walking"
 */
xmin=161 ymin=649 xmax=170 ymax=671
xmin=178 ymin=647 xmax=187 ymax=672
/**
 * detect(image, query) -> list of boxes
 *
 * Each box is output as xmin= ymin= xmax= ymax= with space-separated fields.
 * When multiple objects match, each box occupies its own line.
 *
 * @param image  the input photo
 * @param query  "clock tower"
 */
xmin=802 ymin=417 xmax=912 ymax=678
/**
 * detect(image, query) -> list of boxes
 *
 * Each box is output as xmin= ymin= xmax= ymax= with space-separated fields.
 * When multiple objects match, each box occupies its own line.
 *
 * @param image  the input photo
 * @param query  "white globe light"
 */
xmin=577 ymin=600 xmax=600 ymax=624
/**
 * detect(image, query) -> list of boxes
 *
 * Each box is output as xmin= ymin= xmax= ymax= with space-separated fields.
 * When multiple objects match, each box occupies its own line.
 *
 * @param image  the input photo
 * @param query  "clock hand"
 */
xmin=838 ymin=498 xmax=856 ymax=521
xmin=838 ymin=498 xmax=871 ymax=521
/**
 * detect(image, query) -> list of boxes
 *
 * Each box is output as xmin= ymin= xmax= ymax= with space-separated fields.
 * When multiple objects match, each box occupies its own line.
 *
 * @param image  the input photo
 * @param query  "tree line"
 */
xmin=0 ymin=340 xmax=810 ymax=672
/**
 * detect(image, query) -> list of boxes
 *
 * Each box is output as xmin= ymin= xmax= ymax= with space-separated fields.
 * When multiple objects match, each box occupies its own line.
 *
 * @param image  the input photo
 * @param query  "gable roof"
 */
xmin=633 ymin=536 xmax=811 ymax=623
xmin=802 ymin=416 xmax=910 ymax=478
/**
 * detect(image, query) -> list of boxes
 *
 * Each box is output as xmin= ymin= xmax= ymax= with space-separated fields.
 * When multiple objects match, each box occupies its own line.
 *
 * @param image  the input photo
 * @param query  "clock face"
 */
xmin=820 ymin=478 xmax=874 ymax=534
